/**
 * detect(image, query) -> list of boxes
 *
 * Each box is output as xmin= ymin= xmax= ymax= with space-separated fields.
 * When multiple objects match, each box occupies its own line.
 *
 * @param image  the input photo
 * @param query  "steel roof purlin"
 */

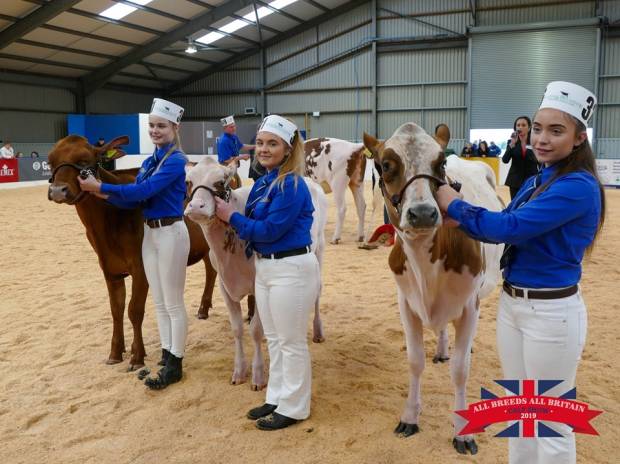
xmin=0 ymin=0 xmax=82 ymax=49
xmin=80 ymin=0 xmax=258 ymax=96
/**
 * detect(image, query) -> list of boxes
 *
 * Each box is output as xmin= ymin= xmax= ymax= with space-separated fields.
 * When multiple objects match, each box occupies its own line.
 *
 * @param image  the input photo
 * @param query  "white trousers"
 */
xmin=255 ymin=252 xmax=320 ymax=420
xmin=142 ymin=221 xmax=190 ymax=358
xmin=497 ymin=289 xmax=588 ymax=464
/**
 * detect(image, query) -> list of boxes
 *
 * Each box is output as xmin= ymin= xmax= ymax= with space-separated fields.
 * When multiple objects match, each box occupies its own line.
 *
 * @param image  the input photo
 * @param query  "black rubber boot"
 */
xmin=158 ymin=348 xmax=170 ymax=366
xmin=256 ymin=412 xmax=298 ymax=430
xmin=145 ymin=353 xmax=183 ymax=390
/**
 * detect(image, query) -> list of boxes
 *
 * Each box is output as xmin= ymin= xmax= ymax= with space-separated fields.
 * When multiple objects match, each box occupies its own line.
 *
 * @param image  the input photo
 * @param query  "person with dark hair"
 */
xmin=477 ymin=140 xmax=490 ymax=157
xmin=436 ymin=82 xmax=604 ymax=464
xmin=30 ymin=151 xmax=39 ymax=158
xmin=502 ymin=115 xmax=539 ymax=198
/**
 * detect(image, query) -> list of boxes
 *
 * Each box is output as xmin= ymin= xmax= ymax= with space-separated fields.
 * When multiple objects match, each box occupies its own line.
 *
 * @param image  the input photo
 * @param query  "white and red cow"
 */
xmin=364 ymin=123 xmax=503 ymax=455
xmin=304 ymin=138 xmax=367 ymax=244
xmin=184 ymin=158 xmax=328 ymax=389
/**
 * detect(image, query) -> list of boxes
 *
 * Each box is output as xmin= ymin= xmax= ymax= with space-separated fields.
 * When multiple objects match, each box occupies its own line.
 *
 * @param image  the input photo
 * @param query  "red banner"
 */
xmin=0 ymin=158 xmax=19 ymax=183
xmin=456 ymin=395 xmax=603 ymax=436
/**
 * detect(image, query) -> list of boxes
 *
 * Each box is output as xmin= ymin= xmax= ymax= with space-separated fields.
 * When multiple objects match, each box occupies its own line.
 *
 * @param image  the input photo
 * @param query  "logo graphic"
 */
xmin=1 ymin=164 xmax=15 ymax=176
xmin=456 ymin=380 xmax=602 ymax=438
xmin=33 ymin=161 xmax=41 ymax=171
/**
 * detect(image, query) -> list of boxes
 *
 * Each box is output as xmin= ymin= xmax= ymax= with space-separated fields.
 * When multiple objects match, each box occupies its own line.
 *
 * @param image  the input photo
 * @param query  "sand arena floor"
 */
xmin=0 ymin=183 xmax=617 ymax=464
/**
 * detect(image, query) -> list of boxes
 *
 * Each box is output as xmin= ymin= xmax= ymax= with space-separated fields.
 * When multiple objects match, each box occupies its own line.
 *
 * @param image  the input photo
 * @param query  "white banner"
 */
xmin=596 ymin=159 xmax=620 ymax=187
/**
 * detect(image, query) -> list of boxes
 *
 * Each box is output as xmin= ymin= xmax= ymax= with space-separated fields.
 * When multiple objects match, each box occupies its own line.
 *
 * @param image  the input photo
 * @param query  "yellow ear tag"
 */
xmin=106 ymin=149 xmax=117 ymax=158
xmin=363 ymin=148 xmax=373 ymax=159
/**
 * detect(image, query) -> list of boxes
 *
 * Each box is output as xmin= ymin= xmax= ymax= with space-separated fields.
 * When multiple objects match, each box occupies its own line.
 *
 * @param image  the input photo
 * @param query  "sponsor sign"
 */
xmin=18 ymin=156 xmax=52 ymax=181
xmin=596 ymin=158 xmax=620 ymax=187
xmin=0 ymin=158 xmax=19 ymax=183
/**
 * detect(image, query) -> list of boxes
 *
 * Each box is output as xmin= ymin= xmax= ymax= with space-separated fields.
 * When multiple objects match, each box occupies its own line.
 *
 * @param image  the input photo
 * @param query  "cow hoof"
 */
xmin=231 ymin=377 xmax=247 ymax=386
xmin=452 ymin=438 xmax=478 ymax=455
xmin=394 ymin=421 xmax=419 ymax=437
xmin=127 ymin=363 xmax=144 ymax=372
xmin=251 ymin=383 xmax=266 ymax=391
xmin=357 ymin=235 xmax=364 ymax=242
xmin=330 ymin=238 xmax=340 ymax=245
xmin=432 ymin=355 xmax=450 ymax=364
xmin=196 ymin=309 xmax=209 ymax=320
xmin=106 ymin=358 xmax=123 ymax=365
xmin=313 ymin=335 xmax=325 ymax=343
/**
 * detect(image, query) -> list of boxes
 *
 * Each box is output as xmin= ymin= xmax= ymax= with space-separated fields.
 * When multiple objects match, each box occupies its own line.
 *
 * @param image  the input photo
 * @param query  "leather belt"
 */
xmin=503 ymin=281 xmax=578 ymax=300
xmin=257 ymin=245 xmax=311 ymax=260
xmin=144 ymin=216 xmax=183 ymax=228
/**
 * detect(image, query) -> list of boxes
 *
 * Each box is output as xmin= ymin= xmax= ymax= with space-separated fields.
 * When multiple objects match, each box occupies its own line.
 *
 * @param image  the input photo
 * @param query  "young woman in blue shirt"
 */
xmin=214 ymin=114 xmax=320 ymax=431
xmin=437 ymin=82 xmax=605 ymax=463
xmin=78 ymin=98 xmax=190 ymax=390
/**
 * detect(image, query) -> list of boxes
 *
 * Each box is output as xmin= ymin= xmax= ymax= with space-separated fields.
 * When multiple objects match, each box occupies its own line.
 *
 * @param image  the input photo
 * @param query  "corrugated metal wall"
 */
xmin=4 ymin=0 xmax=620 ymax=155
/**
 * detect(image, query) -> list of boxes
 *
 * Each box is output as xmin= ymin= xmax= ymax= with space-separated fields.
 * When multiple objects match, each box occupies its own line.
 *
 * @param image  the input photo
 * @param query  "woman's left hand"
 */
xmin=214 ymin=196 xmax=235 ymax=223
xmin=78 ymin=174 xmax=102 ymax=192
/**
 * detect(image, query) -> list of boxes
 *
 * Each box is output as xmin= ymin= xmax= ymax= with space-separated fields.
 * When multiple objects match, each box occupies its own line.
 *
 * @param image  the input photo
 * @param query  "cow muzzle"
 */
xmin=48 ymin=183 xmax=71 ymax=203
xmin=405 ymin=203 xmax=440 ymax=229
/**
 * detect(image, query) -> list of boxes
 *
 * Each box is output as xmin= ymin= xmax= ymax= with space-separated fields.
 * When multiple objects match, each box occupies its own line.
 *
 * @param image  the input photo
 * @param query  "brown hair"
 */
xmin=273 ymin=126 xmax=304 ymax=190
xmin=541 ymin=113 xmax=606 ymax=250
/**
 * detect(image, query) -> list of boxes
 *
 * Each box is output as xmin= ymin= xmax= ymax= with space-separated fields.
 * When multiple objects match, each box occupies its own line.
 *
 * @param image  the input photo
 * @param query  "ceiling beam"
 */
xmin=185 ymin=0 xmax=283 ymax=34
xmin=254 ymin=0 xmax=304 ymax=23
xmin=167 ymin=0 xmax=369 ymax=94
xmin=303 ymin=0 xmax=331 ymax=13
xmin=81 ymin=0 xmax=256 ymax=95
xmin=0 ymin=0 xmax=81 ymax=48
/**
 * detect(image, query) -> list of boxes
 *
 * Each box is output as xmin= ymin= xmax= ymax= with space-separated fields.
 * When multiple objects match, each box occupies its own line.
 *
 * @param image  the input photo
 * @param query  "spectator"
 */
xmin=488 ymin=141 xmax=501 ymax=157
xmin=16 ymin=151 xmax=24 ymax=158
xmin=477 ymin=141 xmax=490 ymax=157
xmin=502 ymin=116 xmax=539 ymax=199
xmin=460 ymin=142 xmax=474 ymax=158
xmin=1 ymin=141 xmax=15 ymax=159
xmin=30 ymin=151 xmax=40 ymax=158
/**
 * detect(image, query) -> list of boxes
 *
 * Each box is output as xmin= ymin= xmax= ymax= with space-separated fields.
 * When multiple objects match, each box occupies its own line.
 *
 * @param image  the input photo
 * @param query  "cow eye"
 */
xmin=381 ymin=160 xmax=390 ymax=172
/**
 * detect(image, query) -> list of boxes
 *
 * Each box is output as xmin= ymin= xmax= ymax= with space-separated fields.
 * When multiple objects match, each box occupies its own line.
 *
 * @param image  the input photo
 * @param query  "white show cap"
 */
xmin=258 ymin=114 xmax=297 ymax=146
xmin=220 ymin=115 xmax=235 ymax=126
xmin=150 ymin=98 xmax=184 ymax=124
xmin=539 ymin=81 xmax=597 ymax=126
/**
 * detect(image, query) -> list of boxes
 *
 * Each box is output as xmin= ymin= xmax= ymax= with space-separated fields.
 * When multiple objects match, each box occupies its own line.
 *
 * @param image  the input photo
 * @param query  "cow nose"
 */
xmin=48 ymin=184 xmax=69 ymax=202
xmin=406 ymin=204 xmax=439 ymax=228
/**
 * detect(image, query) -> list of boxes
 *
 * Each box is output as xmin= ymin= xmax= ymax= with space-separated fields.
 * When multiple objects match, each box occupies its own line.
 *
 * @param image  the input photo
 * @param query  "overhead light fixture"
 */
xmin=185 ymin=38 xmax=198 ymax=54
xmin=100 ymin=0 xmax=153 ymax=21
xmin=196 ymin=0 xmax=300 ymax=46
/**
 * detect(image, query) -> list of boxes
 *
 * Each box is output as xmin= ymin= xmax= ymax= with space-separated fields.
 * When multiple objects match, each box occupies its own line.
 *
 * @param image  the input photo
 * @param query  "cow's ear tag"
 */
xmin=363 ymin=148 xmax=374 ymax=159
xmin=106 ymin=149 xmax=117 ymax=158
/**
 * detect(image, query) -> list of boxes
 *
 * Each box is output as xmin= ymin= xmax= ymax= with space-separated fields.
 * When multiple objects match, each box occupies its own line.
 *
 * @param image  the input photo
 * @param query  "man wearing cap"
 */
xmin=435 ymin=82 xmax=605 ymax=463
xmin=217 ymin=115 xmax=255 ymax=167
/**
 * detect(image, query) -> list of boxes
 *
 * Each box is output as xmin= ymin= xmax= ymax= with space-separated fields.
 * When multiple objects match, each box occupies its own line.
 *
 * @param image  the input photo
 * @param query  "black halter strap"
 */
xmin=49 ymin=162 xmax=99 ymax=205
xmin=380 ymin=173 xmax=462 ymax=209
xmin=188 ymin=184 xmax=231 ymax=203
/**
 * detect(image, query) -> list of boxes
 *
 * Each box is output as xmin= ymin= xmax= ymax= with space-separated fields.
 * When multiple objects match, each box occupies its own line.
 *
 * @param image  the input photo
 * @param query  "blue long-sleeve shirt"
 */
xmin=217 ymin=133 xmax=243 ymax=164
xmin=101 ymin=143 xmax=187 ymax=220
xmin=229 ymin=169 xmax=314 ymax=254
xmin=446 ymin=164 xmax=601 ymax=288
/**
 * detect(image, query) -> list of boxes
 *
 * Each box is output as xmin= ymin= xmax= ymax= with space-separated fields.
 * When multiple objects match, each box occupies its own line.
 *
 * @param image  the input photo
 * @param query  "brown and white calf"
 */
xmin=184 ymin=158 xmax=327 ymax=389
xmin=364 ymin=123 xmax=503 ymax=455
xmin=304 ymin=138 xmax=367 ymax=244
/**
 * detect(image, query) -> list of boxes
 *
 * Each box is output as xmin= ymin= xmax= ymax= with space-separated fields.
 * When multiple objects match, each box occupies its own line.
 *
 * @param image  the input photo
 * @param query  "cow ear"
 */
xmin=434 ymin=124 xmax=450 ymax=150
xmin=363 ymin=132 xmax=380 ymax=158
xmin=184 ymin=161 xmax=196 ymax=178
xmin=94 ymin=135 xmax=129 ymax=161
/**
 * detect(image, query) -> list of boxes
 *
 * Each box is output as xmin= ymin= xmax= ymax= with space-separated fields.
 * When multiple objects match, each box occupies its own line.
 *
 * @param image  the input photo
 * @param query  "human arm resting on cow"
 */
xmin=96 ymin=156 xmax=185 ymax=202
xmin=223 ymin=176 xmax=307 ymax=243
xmin=437 ymin=175 xmax=597 ymax=245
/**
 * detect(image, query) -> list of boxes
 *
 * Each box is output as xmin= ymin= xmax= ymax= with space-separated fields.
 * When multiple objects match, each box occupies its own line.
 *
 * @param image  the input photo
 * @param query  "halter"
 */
xmin=380 ymin=173 xmax=462 ymax=210
xmin=188 ymin=183 xmax=231 ymax=203
xmin=49 ymin=162 xmax=99 ymax=205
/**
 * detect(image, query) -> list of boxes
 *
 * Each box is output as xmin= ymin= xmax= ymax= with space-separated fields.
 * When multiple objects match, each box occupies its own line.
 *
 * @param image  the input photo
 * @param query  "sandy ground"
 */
xmin=0 ymin=183 xmax=617 ymax=464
